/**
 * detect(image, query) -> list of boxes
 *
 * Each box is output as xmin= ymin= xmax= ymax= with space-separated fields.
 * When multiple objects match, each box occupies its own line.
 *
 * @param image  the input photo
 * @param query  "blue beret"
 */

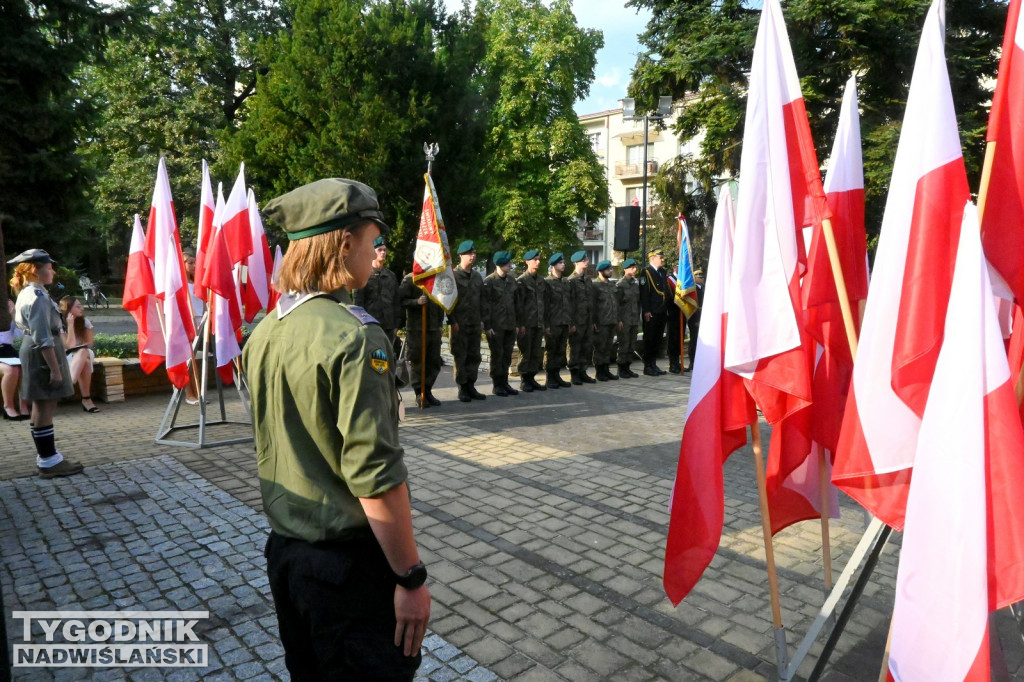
xmin=596 ymin=259 xmax=612 ymax=272
xmin=570 ymin=250 xmax=587 ymax=263
xmin=493 ymin=250 xmax=512 ymax=266
xmin=457 ymin=240 xmax=475 ymax=255
xmin=621 ymin=258 xmax=637 ymax=269
xmin=548 ymin=252 xmax=564 ymax=266
xmin=523 ymin=249 xmax=540 ymax=261
xmin=373 ymin=236 xmax=386 ymax=248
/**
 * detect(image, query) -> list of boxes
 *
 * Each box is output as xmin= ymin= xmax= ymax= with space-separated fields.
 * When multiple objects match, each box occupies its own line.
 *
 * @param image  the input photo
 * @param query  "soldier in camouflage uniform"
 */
xmin=542 ymin=252 xmax=573 ymax=389
xmin=566 ymin=251 xmax=596 ymax=385
xmin=615 ymin=258 xmax=641 ymax=378
xmin=591 ymin=260 xmax=620 ymax=381
xmin=353 ymin=236 xmax=401 ymax=343
xmin=482 ymin=251 xmax=519 ymax=397
xmin=399 ymin=274 xmax=444 ymax=407
xmin=515 ymin=249 xmax=546 ymax=392
xmin=449 ymin=240 xmax=487 ymax=402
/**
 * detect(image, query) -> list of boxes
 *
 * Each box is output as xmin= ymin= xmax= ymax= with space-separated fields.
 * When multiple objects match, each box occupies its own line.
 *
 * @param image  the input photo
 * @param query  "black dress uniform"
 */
xmin=639 ymin=249 xmax=671 ymax=375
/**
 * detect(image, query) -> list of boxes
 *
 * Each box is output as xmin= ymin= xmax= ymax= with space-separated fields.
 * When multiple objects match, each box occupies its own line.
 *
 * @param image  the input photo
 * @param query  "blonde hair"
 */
xmin=276 ymin=222 xmax=370 ymax=294
xmin=9 ymin=263 xmax=39 ymax=294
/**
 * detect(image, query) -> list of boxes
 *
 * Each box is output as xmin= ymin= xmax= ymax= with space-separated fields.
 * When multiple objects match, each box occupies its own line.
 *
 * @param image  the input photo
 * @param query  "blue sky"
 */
xmin=571 ymin=0 xmax=652 ymax=115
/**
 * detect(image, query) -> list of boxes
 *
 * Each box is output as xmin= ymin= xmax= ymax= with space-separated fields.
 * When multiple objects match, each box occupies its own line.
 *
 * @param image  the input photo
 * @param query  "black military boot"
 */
xmin=579 ymin=367 xmax=597 ymax=384
xmin=426 ymin=388 xmax=442 ymax=407
xmin=545 ymin=370 xmax=561 ymax=389
xmin=457 ymin=384 xmax=472 ymax=402
xmin=503 ymin=381 xmax=519 ymax=396
xmin=570 ymin=369 xmax=583 ymax=386
xmin=555 ymin=370 xmax=571 ymax=388
xmin=520 ymin=375 xmax=535 ymax=392
xmin=618 ymin=363 xmax=637 ymax=379
xmin=528 ymin=374 xmax=547 ymax=391
xmin=606 ymin=365 xmax=619 ymax=380
xmin=595 ymin=365 xmax=609 ymax=381
xmin=467 ymin=383 xmax=486 ymax=401
xmin=492 ymin=381 xmax=510 ymax=397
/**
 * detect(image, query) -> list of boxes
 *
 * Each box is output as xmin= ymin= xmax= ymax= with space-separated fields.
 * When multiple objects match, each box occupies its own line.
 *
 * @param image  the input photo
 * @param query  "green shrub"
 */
xmin=92 ymin=333 xmax=141 ymax=359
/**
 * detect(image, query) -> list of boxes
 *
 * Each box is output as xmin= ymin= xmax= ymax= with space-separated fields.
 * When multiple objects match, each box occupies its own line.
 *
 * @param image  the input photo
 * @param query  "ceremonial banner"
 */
xmin=674 ymin=215 xmax=699 ymax=318
xmin=412 ymin=173 xmax=457 ymax=313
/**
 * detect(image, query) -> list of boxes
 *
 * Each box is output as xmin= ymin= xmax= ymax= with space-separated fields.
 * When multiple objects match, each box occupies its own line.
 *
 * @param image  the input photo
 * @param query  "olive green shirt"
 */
xmin=243 ymin=289 xmax=407 ymax=544
xmin=616 ymin=276 xmax=641 ymax=326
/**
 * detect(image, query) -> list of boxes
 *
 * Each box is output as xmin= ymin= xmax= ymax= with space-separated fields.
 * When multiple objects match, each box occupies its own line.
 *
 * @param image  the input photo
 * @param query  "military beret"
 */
xmin=548 ymin=252 xmax=564 ymax=266
xmin=457 ymin=240 xmax=476 ymax=255
xmin=621 ymin=258 xmax=638 ymax=269
xmin=570 ymin=250 xmax=587 ymax=263
xmin=648 ymin=247 xmax=665 ymax=258
xmin=596 ymin=259 xmax=612 ymax=272
xmin=373 ymin=236 xmax=386 ymax=248
xmin=7 ymin=248 xmax=56 ymax=266
xmin=182 ymin=246 xmax=196 ymax=258
xmin=523 ymin=249 xmax=540 ymax=261
xmin=263 ymin=178 xmax=391 ymax=241
xmin=493 ymin=250 xmax=512 ymax=266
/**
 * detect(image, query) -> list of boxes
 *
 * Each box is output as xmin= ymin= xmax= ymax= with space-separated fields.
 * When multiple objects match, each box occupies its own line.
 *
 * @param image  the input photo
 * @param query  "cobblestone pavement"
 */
xmin=2 ymin=366 xmax=1023 ymax=681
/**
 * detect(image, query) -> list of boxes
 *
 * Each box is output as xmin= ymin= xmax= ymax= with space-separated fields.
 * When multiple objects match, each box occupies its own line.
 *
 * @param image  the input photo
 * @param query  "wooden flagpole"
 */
xmin=420 ymin=305 xmax=427 ymax=408
xmin=750 ymin=422 xmax=788 ymax=674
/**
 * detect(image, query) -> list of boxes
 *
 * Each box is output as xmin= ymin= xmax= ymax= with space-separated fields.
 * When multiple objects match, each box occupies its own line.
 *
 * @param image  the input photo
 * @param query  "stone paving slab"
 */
xmin=2 ymin=368 xmax=1023 ymax=680
xmin=0 ymin=456 xmax=493 ymax=681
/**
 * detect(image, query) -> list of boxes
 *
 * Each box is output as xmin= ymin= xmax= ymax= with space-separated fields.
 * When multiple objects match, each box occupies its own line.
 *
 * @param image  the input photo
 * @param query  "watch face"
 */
xmin=397 ymin=562 xmax=428 ymax=589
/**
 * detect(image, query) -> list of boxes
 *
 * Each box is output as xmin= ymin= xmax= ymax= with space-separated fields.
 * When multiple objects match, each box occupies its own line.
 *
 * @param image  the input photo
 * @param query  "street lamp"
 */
xmin=622 ymin=95 xmax=673 ymax=260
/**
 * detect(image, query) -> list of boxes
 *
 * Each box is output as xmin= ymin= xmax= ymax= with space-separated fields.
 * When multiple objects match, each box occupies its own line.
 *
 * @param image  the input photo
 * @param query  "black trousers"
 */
xmin=265 ymin=532 xmax=421 ymax=681
xmin=643 ymin=311 xmax=667 ymax=367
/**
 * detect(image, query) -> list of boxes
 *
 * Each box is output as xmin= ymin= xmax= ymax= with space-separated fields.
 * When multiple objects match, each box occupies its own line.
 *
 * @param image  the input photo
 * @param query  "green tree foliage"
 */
xmin=0 ymin=0 xmax=122 ymax=267
xmin=78 ymin=0 xmax=285 ymax=264
xmin=628 ymin=0 xmax=1007 ymax=242
xmin=478 ymin=0 xmax=609 ymax=254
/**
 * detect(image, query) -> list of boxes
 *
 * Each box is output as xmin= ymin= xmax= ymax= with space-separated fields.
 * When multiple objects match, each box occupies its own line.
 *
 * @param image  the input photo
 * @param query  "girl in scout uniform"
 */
xmin=8 ymin=249 xmax=84 ymax=478
xmin=243 ymin=178 xmax=430 ymax=680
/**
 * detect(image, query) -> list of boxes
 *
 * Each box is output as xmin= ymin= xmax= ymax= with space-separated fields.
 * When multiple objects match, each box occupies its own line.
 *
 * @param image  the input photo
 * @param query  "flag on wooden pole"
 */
xmin=242 ymin=188 xmax=272 ymax=322
xmin=412 ymin=173 xmax=457 ymax=313
xmin=122 ymin=214 xmax=163 ymax=374
xmin=193 ymin=160 xmax=216 ymax=302
xmin=674 ymin=215 xmax=699 ymax=318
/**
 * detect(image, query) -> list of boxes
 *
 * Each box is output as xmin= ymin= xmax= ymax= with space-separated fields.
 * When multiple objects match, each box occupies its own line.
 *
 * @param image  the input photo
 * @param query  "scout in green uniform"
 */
xmin=542 ymin=252 xmax=573 ymax=389
xmin=244 ymin=178 xmax=430 ymax=680
xmin=592 ymin=260 xmax=620 ymax=381
xmin=566 ymin=251 xmax=596 ymax=384
xmin=450 ymin=240 xmax=487 ymax=402
xmin=615 ymin=258 xmax=641 ymax=378
xmin=515 ymin=249 xmax=546 ymax=392
xmin=354 ymin=236 xmax=402 ymax=343
xmin=399 ymin=273 xmax=445 ymax=407
xmin=482 ymin=251 xmax=520 ymax=397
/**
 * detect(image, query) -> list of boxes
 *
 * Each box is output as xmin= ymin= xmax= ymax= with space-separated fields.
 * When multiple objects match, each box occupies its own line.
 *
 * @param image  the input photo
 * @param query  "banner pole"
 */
xmin=420 ymin=304 xmax=427 ymax=408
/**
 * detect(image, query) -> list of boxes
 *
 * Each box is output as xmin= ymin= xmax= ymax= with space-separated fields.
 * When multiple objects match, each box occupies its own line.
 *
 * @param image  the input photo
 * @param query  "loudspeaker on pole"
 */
xmin=613 ymin=206 xmax=640 ymax=252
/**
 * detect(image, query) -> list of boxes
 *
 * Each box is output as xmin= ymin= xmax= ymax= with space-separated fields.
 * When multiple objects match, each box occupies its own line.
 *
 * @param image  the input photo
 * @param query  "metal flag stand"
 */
xmin=155 ymin=311 xmax=252 ymax=448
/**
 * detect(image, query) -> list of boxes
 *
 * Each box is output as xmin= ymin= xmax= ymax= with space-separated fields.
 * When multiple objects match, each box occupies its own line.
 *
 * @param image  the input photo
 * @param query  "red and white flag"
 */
xmin=242 ymin=188 xmax=272 ymax=322
xmin=201 ymin=184 xmax=243 ymax=385
xmin=980 ymin=0 xmax=1024 ymax=304
xmin=122 ymin=214 xmax=163 ymax=374
xmin=888 ymin=204 xmax=1024 ymax=681
xmin=267 ymin=244 xmax=283 ymax=313
xmin=412 ymin=173 xmax=457 ymax=313
xmin=193 ymin=159 xmax=216 ymax=302
xmin=142 ymin=158 xmax=196 ymax=389
xmin=222 ymin=164 xmax=253 ymax=266
xmin=834 ymin=0 xmax=970 ymax=529
xmin=723 ymin=0 xmax=827 ymax=426
xmin=664 ymin=185 xmax=757 ymax=605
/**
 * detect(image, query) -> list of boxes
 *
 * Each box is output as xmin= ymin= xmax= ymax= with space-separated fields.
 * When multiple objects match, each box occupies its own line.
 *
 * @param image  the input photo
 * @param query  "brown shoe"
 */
xmin=38 ymin=459 xmax=84 ymax=479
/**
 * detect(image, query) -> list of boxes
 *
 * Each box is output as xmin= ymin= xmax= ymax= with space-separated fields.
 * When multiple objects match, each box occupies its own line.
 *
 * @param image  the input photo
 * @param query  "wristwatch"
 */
xmin=395 ymin=561 xmax=428 ymax=590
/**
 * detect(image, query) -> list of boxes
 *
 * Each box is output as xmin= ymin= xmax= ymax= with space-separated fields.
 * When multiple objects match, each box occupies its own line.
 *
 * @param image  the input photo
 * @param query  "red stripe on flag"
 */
xmin=782 ymin=98 xmax=832 ymax=236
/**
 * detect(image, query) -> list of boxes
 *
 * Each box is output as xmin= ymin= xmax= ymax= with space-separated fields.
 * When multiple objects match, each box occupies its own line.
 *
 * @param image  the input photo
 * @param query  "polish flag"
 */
xmin=222 ymin=164 xmax=253 ymax=265
xmin=267 ymin=244 xmax=283 ymax=313
xmin=412 ymin=173 xmax=458 ymax=313
xmin=664 ymin=185 xmax=757 ymax=605
xmin=143 ymin=158 xmax=196 ymax=389
xmin=980 ymin=0 xmax=1024 ymax=304
xmin=193 ymin=160 xmax=216 ymax=302
xmin=834 ymin=0 xmax=970 ymax=530
xmin=122 ymin=214 xmax=163 ymax=374
xmin=888 ymin=204 xmax=1024 ymax=681
xmin=723 ymin=0 xmax=828 ymax=426
xmin=242 ymin=188 xmax=272 ymax=322
xmin=202 ymin=185 xmax=243 ymax=384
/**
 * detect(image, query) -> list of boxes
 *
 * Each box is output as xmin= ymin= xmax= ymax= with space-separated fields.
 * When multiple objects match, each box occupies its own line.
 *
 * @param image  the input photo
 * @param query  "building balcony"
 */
xmin=614 ymin=160 xmax=658 ymax=179
xmin=576 ymin=229 xmax=604 ymax=242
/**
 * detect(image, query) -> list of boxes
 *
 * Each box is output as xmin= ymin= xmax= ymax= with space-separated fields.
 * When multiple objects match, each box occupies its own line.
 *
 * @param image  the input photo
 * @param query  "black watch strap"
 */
xmin=395 ymin=561 xmax=427 ymax=589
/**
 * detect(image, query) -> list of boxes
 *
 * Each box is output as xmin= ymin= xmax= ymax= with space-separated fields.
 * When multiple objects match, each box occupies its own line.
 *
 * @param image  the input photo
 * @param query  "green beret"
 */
xmin=523 ymin=249 xmax=540 ymax=261
xmin=493 ymin=250 xmax=512 ymax=266
xmin=570 ymin=250 xmax=587 ymax=263
xmin=263 ymin=178 xmax=391 ymax=241
xmin=621 ymin=258 xmax=637 ymax=269
xmin=548 ymin=252 xmax=564 ymax=266
xmin=596 ymin=259 xmax=612 ymax=272
xmin=457 ymin=240 xmax=475 ymax=255
xmin=373 ymin=236 xmax=386 ymax=248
